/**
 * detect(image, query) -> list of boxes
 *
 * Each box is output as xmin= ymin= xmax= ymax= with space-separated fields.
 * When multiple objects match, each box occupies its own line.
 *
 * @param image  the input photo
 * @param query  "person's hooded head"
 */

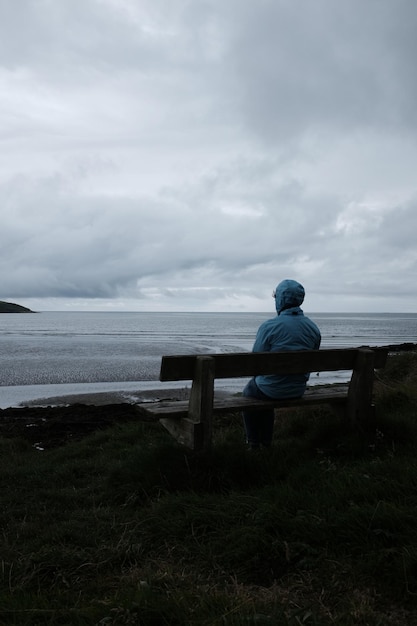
xmin=273 ymin=279 xmax=305 ymax=315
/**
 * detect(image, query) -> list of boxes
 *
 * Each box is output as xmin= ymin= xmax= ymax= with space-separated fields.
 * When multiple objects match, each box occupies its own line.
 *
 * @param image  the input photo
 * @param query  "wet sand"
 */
xmin=22 ymin=387 xmax=192 ymax=407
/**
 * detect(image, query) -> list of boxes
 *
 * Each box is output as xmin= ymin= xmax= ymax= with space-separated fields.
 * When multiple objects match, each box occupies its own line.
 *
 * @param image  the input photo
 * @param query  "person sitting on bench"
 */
xmin=243 ymin=279 xmax=321 ymax=449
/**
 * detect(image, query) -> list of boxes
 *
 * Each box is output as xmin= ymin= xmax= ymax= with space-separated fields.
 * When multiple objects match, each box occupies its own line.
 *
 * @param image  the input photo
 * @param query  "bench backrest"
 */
xmin=160 ymin=347 xmax=388 ymax=382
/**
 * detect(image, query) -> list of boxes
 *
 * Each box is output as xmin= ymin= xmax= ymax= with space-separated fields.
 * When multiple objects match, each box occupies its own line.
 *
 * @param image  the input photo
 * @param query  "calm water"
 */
xmin=1 ymin=311 xmax=416 ymax=407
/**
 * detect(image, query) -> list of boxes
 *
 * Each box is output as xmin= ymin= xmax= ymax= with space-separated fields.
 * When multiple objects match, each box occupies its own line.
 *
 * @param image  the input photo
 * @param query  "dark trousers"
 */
xmin=242 ymin=378 xmax=275 ymax=448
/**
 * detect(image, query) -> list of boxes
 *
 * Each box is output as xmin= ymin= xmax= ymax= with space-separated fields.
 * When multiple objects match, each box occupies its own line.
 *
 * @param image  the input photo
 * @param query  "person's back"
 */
xmin=242 ymin=279 xmax=321 ymax=449
xmin=253 ymin=280 xmax=321 ymax=398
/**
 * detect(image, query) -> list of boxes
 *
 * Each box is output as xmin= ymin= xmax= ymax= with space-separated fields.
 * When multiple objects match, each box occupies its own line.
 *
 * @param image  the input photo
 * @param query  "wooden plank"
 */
xmin=188 ymin=357 xmax=214 ymax=420
xmin=135 ymin=399 xmax=190 ymax=419
xmin=187 ymin=356 xmax=214 ymax=450
xmin=347 ymin=348 xmax=375 ymax=424
xmin=135 ymin=384 xmax=350 ymax=418
xmin=159 ymin=348 xmax=388 ymax=381
xmin=159 ymin=417 xmax=204 ymax=449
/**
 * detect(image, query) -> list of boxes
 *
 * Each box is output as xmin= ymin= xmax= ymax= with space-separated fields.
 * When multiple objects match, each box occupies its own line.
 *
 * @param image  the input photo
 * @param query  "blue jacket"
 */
xmin=253 ymin=280 xmax=321 ymax=398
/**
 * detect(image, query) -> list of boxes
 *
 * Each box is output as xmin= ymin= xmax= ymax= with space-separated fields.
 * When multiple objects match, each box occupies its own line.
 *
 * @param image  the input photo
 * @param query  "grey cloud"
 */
xmin=223 ymin=0 xmax=417 ymax=142
xmin=2 ymin=153 xmax=415 ymax=308
xmin=378 ymin=202 xmax=417 ymax=251
xmin=0 ymin=1 xmax=152 ymax=74
xmin=1 ymin=0 xmax=416 ymax=311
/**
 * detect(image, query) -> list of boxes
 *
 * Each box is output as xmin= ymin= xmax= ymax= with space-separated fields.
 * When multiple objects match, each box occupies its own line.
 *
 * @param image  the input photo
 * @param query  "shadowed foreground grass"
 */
xmin=1 ymin=353 xmax=417 ymax=625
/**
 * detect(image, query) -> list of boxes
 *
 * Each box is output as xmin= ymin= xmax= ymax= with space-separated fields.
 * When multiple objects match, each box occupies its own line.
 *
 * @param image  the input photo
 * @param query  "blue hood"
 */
xmin=274 ymin=279 xmax=305 ymax=314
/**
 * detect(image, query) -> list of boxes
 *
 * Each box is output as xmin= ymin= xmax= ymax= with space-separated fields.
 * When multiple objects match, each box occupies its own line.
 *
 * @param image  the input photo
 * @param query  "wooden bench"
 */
xmin=135 ymin=347 xmax=388 ymax=451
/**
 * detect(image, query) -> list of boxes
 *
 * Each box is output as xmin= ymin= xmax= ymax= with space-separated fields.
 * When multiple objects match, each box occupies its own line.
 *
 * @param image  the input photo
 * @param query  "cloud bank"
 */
xmin=1 ymin=0 xmax=416 ymax=312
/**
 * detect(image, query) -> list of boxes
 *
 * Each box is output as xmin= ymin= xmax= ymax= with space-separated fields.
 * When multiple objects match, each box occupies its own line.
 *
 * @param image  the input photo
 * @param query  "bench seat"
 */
xmin=135 ymin=384 xmax=350 ymax=419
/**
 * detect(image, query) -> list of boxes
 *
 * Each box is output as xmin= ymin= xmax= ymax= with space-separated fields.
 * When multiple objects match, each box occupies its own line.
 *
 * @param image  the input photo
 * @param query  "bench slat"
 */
xmin=160 ymin=348 xmax=388 ymax=381
xmin=136 ymin=384 xmax=350 ymax=419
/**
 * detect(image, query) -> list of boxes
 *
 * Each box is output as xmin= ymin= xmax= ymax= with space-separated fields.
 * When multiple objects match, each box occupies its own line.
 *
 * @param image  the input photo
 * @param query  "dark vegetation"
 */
xmin=0 ymin=300 xmax=34 ymax=313
xmin=1 ymin=352 xmax=417 ymax=624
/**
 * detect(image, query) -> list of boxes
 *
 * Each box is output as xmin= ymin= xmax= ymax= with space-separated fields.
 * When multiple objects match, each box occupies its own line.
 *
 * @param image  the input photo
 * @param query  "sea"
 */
xmin=1 ymin=311 xmax=416 ymax=408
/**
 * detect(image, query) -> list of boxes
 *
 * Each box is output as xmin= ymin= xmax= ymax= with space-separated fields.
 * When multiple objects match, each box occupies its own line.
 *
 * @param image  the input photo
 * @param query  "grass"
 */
xmin=1 ymin=352 xmax=417 ymax=624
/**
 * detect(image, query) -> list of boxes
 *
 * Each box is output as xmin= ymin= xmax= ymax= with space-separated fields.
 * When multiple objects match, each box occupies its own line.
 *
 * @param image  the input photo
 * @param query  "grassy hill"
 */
xmin=0 ymin=300 xmax=34 ymax=313
xmin=0 ymin=352 xmax=417 ymax=624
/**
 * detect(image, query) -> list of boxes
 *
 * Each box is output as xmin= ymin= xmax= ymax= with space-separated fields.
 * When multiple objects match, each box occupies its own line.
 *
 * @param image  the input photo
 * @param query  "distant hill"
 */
xmin=0 ymin=300 xmax=34 ymax=313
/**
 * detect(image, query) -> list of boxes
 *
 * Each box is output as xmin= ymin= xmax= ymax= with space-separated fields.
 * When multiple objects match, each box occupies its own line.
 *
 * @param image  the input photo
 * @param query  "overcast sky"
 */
xmin=1 ymin=0 xmax=416 ymax=313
